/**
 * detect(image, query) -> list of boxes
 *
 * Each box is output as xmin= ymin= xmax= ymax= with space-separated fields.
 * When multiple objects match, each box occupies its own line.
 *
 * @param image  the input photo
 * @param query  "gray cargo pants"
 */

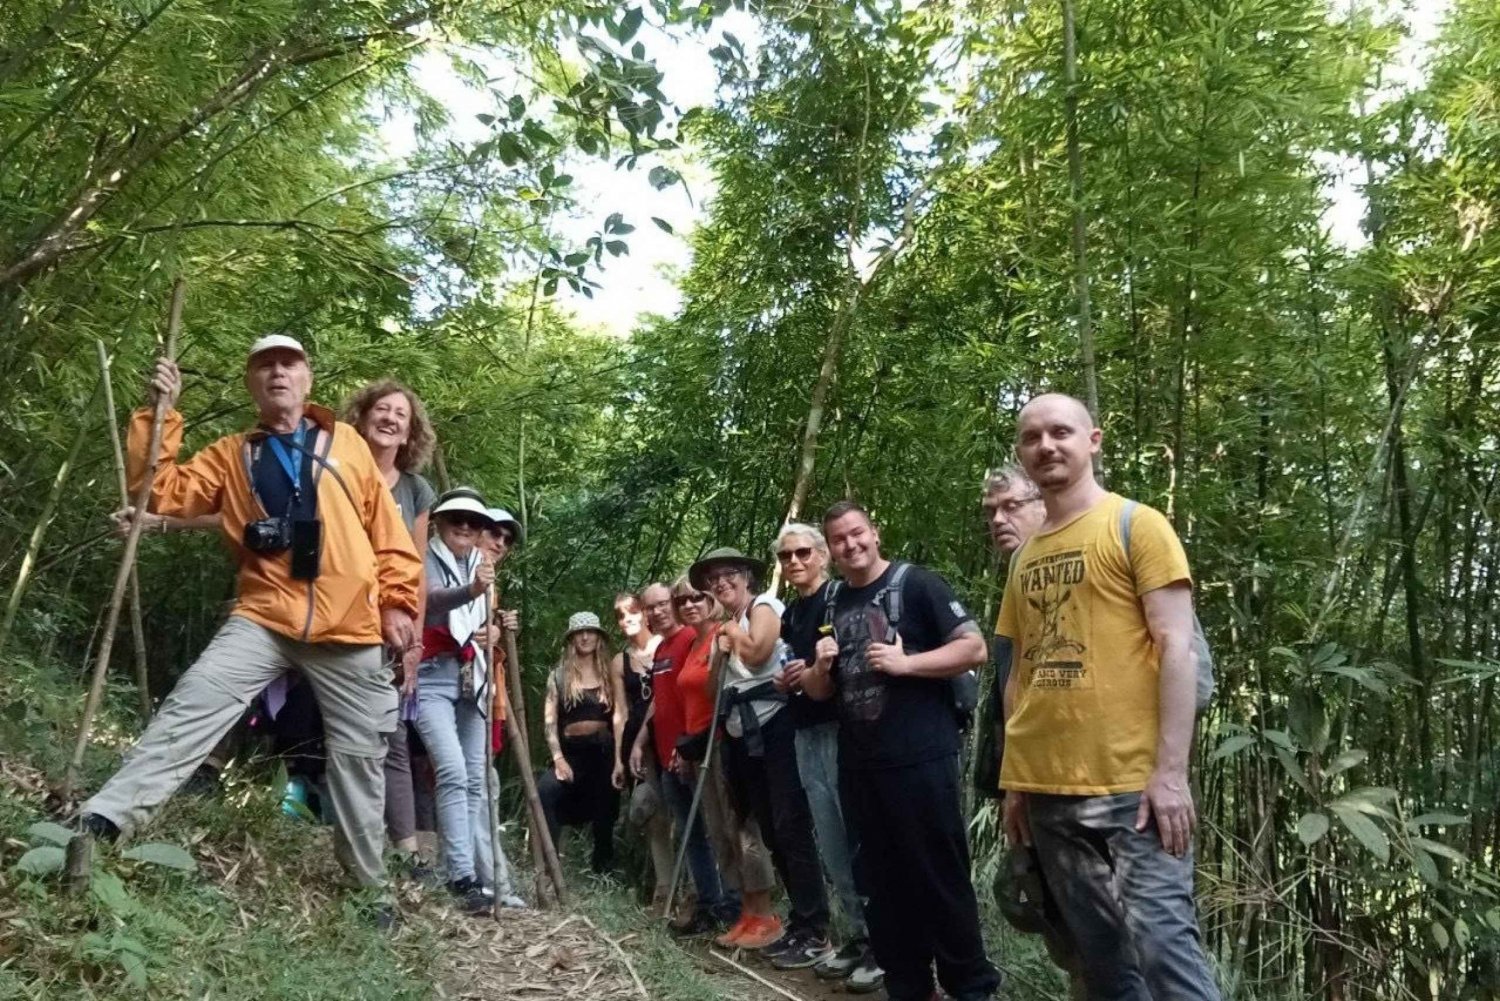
xmin=1027 ymin=792 xmax=1221 ymax=1001
xmin=84 ymin=615 xmax=397 ymax=888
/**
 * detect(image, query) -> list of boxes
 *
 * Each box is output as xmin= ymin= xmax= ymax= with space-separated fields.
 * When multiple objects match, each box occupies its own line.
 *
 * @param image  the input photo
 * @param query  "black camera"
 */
xmin=243 ymin=517 xmax=292 ymax=553
xmin=243 ymin=517 xmax=322 ymax=581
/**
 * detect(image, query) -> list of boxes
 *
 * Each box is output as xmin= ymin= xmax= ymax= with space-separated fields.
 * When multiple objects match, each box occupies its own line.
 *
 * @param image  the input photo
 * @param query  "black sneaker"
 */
xmin=669 ymin=909 xmax=722 ymax=938
xmin=74 ymin=813 xmax=121 ymax=842
xmin=759 ymin=928 xmax=800 ymax=959
xmin=181 ymin=763 xmax=221 ymax=797
xmin=447 ymin=876 xmax=491 ymax=915
xmin=815 ymin=939 xmax=865 ymax=980
xmin=771 ymin=933 xmax=835 ymax=970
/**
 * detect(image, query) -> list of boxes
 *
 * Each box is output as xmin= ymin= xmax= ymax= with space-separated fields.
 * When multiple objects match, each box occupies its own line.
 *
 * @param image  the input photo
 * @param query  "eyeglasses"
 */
xmin=489 ymin=529 xmax=514 ymax=546
xmin=643 ymin=599 xmax=673 ymax=614
xmin=704 ymin=568 xmax=744 ymax=587
xmin=673 ymin=593 xmax=707 ymax=607
xmin=983 ymin=497 xmax=1042 ymax=520
xmin=776 ymin=546 xmax=816 ymax=564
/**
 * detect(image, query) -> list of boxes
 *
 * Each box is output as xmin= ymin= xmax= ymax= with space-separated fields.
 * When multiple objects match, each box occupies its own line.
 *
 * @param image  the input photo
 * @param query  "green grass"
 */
xmin=0 ymin=651 xmax=438 ymax=1001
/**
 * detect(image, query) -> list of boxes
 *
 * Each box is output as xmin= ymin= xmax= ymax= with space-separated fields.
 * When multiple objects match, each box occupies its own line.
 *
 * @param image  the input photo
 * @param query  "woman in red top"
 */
xmin=671 ymin=577 xmax=778 ymax=948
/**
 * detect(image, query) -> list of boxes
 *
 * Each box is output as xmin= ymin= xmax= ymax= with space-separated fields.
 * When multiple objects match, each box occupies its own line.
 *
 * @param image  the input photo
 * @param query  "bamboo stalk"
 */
xmin=502 ymin=623 xmax=566 ymax=905
xmin=579 ymin=915 xmax=648 ymax=1000
xmin=96 ymin=338 xmax=152 ymax=718
xmin=664 ymin=646 xmax=729 ymax=921
xmin=0 ymin=374 xmax=105 ymax=659
xmin=708 ymin=949 xmax=811 ymax=1001
xmin=62 ymin=279 xmax=184 ymax=802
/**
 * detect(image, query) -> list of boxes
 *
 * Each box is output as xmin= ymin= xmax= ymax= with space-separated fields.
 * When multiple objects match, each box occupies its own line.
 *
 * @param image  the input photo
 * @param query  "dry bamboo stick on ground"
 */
xmin=578 ymin=915 xmax=648 ymax=1000
xmin=95 ymin=338 xmax=152 ymax=719
xmin=62 ymin=280 xmax=184 ymax=802
xmin=708 ymin=949 xmax=812 ymax=1001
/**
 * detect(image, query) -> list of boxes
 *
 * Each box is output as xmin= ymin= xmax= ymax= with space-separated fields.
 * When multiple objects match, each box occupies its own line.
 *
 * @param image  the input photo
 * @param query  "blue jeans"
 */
xmin=414 ymin=655 xmax=509 ymax=891
xmin=660 ymin=764 xmax=730 ymax=916
xmin=794 ymin=721 xmax=866 ymax=939
xmin=1027 ymin=792 xmax=1220 ymax=1001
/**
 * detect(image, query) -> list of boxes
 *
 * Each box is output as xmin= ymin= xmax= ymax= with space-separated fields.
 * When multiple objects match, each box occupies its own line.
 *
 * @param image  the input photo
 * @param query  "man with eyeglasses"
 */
xmin=774 ymin=523 xmax=883 ymax=990
xmin=630 ymin=581 xmax=736 ymax=935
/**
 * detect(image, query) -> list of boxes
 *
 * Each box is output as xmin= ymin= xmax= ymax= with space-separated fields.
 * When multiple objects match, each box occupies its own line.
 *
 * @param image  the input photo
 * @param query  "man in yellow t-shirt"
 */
xmin=997 ymin=394 xmax=1220 ymax=1001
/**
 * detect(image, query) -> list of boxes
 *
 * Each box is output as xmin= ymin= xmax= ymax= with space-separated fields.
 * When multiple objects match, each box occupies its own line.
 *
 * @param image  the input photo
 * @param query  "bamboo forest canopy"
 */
xmin=2 ymin=0 xmax=1499 ymax=995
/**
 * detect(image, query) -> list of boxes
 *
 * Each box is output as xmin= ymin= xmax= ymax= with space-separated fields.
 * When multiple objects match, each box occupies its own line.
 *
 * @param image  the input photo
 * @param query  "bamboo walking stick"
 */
xmin=62 ymin=280 xmax=184 ymax=803
xmin=483 ymin=580 xmax=507 ymax=919
xmin=663 ymin=644 xmax=730 ymax=922
xmin=501 ymin=622 xmax=567 ymax=905
xmin=95 ymin=339 xmax=153 ymax=719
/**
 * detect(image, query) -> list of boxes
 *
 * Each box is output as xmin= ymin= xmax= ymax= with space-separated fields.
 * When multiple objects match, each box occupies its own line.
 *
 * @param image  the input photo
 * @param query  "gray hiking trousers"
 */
xmin=1027 ymin=792 xmax=1221 ymax=1001
xmin=84 ymin=615 xmax=397 ymax=888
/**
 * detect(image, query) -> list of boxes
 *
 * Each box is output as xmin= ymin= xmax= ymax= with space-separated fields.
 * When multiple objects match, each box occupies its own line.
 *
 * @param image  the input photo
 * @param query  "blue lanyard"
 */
xmin=267 ymin=421 xmax=308 ymax=498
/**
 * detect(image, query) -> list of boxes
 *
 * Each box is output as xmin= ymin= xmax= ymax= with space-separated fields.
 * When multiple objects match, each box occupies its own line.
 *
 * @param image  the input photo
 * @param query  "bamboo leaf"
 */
xmin=120 ymin=842 xmax=196 ymax=872
xmin=1332 ymin=806 xmax=1389 ymax=863
xmin=1324 ymin=749 xmax=1366 ymax=777
xmin=26 ymin=820 xmax=75 ymax=846
xmin=15 ymin=845 xmax=65 ymax=876
xmin=1296 ymin=812 xmax=1329 ymax=845
xmin=1211 ymin=734 xmax=1256 ymax=761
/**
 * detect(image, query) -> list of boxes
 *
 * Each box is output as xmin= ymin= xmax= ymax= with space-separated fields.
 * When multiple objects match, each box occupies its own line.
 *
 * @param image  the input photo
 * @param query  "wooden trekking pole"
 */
xmin=501 ymin=622 xmax=567 ymax=905
xmin=95 ymin=339 xmax=153 ymax=719
xmin=663 ymin=643 xmax=730 ymax=921
xmin=483 ymin=580 xmax=506 ymax=919
xmin=62 ymin=281 xmax=184 ymax=803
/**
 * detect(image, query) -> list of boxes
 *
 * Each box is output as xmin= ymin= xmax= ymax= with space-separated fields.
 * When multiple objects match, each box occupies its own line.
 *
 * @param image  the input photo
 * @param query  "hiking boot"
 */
xmin=447 ymin=877 xmax=491 ymax=915
xmin=671 ymin=909 xmax=722 ymax=938
xmin=74 ymin=813 xmax=120 ymax=842
xmin=734 ymin=914 xmax=784 ymax=950
xmin=373 ymin=903 xmax=402 ymax=934
xmin=845 ymin=949 xmax=885 ymax=994
xmin=814 ymin=939 xmax=866 ymax=980
xmin=182 ymin=763 xmax=222 ymax=797
xmin=770 ymin=932 xmax=835 ymax=970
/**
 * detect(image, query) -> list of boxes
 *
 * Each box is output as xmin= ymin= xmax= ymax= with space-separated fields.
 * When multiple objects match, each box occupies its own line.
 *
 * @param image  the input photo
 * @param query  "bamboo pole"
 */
xmin=0 ymin=374 xmax=105 ymax=659
xmin=96 ymin=339 xmax=153 ymax=718
xmin=62 ymin=280 xmax=184 ymax=802
xmin=483 ymin=580 xmax=507 ymax=919
xmin=663 ymin=646 xmax=729 ymax=921
xmin=502 ymin=623 xmax=566 ymax=905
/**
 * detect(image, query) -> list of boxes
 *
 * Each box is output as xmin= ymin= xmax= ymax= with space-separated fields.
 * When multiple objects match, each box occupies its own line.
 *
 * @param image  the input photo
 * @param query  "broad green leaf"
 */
xmin=15 ymin=845 xmax=65 ymax=876
xmin=651 ymin=216 xmax=674 ymax=234
xmin=1273 ymin=746 xmax=1312 ymax=795
xmin=1412 ymin=847 xmax=1439 ymax=887
xmin=1431 ymin=921 xmax=1449 ymax=950
xmin=1408 ymin=813 xmax=1468 ymax=829
xmin=1332 ymin=787 xmax=1398 ymax=817
xmin=1332 ymin=806 xmax=1389 ymax=864
xmin=1296 ymin=812 xmax=1329 ymax=845
xmin=118 ymin=950 xmax=148 ymax=990
xmin=27 ymin=821 xmax=75 ymax=846
xmin=1453 ymin=918 xmax=1471 ymax=949
xmin=91 ymin=871 xmax=140 ymax=916
xmin=1211 ymin=734 xmax=1256 ymax=761
xmin=120 ymin=842 xmax=197 ymax=872
xmin=1324 ymin=749 xmax=1366 ymax=776
xmin=1411 ymin=837 xmax=1465 ymax=863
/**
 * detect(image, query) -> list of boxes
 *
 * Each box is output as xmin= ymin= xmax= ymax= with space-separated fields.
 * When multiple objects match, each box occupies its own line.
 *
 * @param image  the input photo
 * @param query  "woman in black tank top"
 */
xmin=538 ymin=611 xmax=627 ymax=873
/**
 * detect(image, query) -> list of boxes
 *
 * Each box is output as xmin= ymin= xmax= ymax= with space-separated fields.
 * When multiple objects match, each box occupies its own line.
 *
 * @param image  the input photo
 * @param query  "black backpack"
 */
xmin=823 ymin=562 xmax=980 ymax=729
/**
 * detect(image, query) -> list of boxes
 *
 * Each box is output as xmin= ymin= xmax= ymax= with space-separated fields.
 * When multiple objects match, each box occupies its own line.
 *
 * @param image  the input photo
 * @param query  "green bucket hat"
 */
xmin=688 ymin=546 xmax=767 ymax=592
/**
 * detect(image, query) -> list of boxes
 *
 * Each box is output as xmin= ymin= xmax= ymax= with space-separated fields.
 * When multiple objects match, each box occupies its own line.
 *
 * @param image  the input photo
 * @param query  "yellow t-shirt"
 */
xmin=996 ymin=493 xmax=1191 ymax=795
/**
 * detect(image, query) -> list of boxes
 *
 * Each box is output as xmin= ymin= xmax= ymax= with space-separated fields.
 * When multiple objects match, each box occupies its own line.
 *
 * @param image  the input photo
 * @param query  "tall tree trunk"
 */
xmin=1061 ymin=0 xmax=1100 ymax=436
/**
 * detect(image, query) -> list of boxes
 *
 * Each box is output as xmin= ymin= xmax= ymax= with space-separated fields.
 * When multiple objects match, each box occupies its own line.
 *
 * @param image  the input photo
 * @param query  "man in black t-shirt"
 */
xmin=801 ymin=501 xmax=1002 ymax=1001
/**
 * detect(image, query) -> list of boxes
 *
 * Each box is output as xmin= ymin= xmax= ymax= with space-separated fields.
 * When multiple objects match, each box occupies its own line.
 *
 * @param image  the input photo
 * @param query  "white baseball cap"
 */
xmin=246 ymin=334 xmax=307 ymax=364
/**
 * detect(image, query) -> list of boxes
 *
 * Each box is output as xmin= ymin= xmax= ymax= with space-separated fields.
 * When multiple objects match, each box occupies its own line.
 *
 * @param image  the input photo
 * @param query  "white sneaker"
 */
xmin=845 ymin=950 xmax=885 ymax=994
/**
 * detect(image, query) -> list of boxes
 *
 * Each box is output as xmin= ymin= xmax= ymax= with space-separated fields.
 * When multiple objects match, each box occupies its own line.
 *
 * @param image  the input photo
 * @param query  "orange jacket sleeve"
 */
xmin=125 ymin=407 xmax=233 ymax=519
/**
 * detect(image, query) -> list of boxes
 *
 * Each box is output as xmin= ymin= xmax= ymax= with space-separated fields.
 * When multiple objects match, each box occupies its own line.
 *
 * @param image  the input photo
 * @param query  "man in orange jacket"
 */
xmin=77 ymin=335 xmax=422 ymax=912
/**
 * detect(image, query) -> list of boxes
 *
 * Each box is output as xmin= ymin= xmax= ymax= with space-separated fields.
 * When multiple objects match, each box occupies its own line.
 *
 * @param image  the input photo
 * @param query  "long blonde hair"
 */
xmin=554 ymin=633 xmax=613 ymax=710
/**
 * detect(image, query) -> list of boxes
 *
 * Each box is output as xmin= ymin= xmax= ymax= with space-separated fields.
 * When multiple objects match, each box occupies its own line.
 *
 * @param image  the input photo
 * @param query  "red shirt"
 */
xmin=679 ymin=623 xmax=721 ymax=737
xmin=650 ymin=625 xmax=697 ymax=766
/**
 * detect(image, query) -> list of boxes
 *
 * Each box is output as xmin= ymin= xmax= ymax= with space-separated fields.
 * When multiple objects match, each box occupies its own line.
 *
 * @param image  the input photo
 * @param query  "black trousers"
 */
xmin=537 ymin=731 xmax=619 ymax=872
xmin=724 ymin=709 xmax=830 ymax=937
xmin=842 ymin=755 xmax=1001 ymax=1001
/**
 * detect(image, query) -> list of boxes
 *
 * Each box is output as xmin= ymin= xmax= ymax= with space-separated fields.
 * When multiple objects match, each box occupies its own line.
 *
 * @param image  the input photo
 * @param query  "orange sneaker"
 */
xmin=715 ymin=915 xmax=754 ymax=948
xmin=735 ymin=915 xmax=785 ymax=950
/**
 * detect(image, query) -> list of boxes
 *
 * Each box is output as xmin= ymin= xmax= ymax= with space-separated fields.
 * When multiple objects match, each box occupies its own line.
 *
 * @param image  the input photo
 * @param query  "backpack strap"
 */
xmin=878 ymin=561 xmax=912 ymax=634
xmin=821 ymin=580 xmax=843 ymax=629
xmin=1119 ymin=499 xmax=1138 ymax=560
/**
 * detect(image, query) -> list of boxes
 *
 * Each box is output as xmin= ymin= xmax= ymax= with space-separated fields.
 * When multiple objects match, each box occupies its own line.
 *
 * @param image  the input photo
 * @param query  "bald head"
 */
xmin=1017 ymin=393 xmax=1094 ymax=436
xmin=1015 ymin=392 xmax=1101 ymax=493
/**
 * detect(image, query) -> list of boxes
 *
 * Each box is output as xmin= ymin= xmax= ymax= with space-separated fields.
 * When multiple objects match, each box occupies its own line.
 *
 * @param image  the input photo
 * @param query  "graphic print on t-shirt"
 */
xmin=1015 ymin=546 xmax=1092 ymax=690
xmin=833 ymin=601 xmax=891 ymax=722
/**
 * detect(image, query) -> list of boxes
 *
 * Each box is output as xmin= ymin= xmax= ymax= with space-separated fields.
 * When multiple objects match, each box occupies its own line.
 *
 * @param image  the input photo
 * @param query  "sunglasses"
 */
xmin=446 ymin=513 xmax=490 ymax=531
xmin=776 ymin=546 xmax=816 ymax=564
xmin=486 ymin=528 xmax=515 ymax=546
xmin=673 ymin=593 xmax=708 ymax=607
xmin=704 ymin=568 xmax=745 ymax=586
